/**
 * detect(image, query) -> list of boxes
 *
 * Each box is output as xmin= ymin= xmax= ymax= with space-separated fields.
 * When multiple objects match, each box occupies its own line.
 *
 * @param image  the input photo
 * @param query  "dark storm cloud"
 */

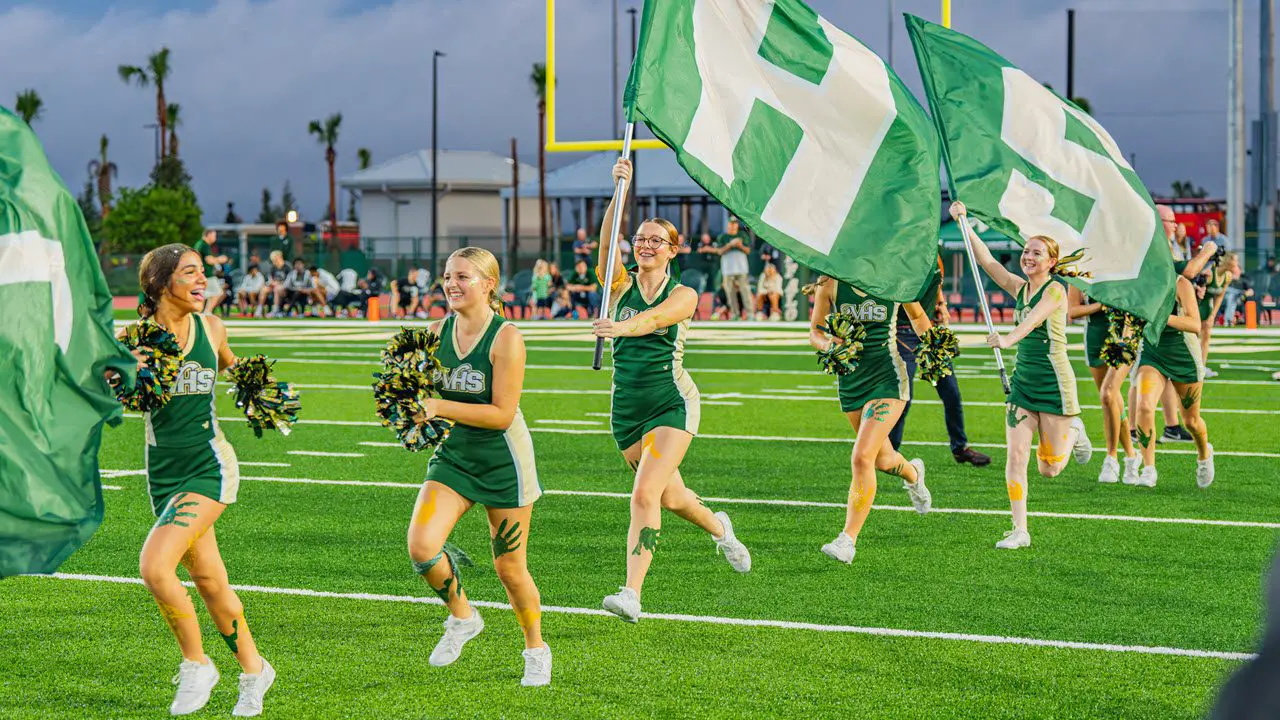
xmin=0 ymin=0 xmax=1250 ymax=223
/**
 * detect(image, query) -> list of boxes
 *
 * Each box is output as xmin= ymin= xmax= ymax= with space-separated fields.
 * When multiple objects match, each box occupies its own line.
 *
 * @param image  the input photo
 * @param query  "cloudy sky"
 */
xmin=0 ymin=0 xmax=1258 ymax=224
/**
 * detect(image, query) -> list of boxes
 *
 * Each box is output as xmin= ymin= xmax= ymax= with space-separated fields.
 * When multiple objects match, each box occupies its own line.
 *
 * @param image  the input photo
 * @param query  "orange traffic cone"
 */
xmin=367 ymin=294 xmax=381 ymax=322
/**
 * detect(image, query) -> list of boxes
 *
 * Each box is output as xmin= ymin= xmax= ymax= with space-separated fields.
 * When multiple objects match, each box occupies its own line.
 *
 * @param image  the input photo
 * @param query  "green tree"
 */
xmin=1171 ymin=180 xmax=1208 ymax=199
xmin=118 ymin=47 xmax=173 ymax=160
xmin=103 ymin=185 xmax=203 ymax=254
xmin=149 ymin=155 xmax=193 ymax=192
xmin=256 ymin=187 xmax=282 ymax=224
xmin=166 ymin=103 xmax=182 ymax=157
xmin=281 ymin=180 xmax=297 ymax=215
xmin=308 ymin=113 xmax=342 ymax=249
xmin=348 ymin=147 xmax=371 ymax=221
xmin=87 ymin=134 xmax=118 ymax=218
xmin=77 ymin=175 xmax=103 ymax=241
xmin=14 ymin=89 xmax=43 ymax=125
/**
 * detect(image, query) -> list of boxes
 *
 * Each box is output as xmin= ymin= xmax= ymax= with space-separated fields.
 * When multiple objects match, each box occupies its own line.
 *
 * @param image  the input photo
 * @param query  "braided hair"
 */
xmin=137 ymin=244 xmax=195 ymax=318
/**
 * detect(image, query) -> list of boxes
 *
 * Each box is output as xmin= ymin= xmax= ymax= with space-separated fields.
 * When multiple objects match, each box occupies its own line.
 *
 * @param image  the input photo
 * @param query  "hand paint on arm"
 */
xmin=1004 ymin=282 xmax=1066 ymax=347
xmin=620 ymin=286 xmax=697 ymax=337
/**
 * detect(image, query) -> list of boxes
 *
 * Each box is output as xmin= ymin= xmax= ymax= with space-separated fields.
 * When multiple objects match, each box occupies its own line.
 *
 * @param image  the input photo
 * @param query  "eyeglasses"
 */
xmin=631 ymin=235 xmax=674 ymax=249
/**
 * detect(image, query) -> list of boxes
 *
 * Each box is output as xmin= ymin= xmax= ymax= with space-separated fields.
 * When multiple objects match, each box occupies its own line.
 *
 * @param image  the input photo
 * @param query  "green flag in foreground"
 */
xmin=0 ymin=107 xmax=135 ymax=577
xmin=906 ymin=15 xmax=1175 ymax=335
xmin=625 ymin=0 xmax=942 ymax=302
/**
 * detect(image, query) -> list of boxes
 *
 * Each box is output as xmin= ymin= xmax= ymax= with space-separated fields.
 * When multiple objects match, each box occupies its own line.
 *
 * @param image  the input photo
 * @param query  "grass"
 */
xmin=4 ymin=320 xmax=1278 ymax=719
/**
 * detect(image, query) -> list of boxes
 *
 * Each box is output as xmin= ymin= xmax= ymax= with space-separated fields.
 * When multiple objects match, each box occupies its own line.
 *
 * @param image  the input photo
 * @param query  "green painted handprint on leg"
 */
xmin=157 ymin=493 xmax=199 ymax=528
xmin=864 ymin=401 xmax=891 ymax=422
xmin=491 ymin=518 xmax=523 ymax=559
xmin=632 ymin=527 xmax=659 ymax=556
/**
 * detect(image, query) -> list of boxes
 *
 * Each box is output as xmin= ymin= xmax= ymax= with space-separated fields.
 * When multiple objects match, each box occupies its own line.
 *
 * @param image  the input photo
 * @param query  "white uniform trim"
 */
xmin=503 ymin=409 xmax=541 ymax=507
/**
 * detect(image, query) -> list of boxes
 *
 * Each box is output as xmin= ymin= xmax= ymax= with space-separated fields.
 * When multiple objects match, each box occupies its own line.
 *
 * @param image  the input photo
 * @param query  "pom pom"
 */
xmin=373 ymin=327 xmax=454 ymax=452
xmin=114 ymin=319 xmax=183 ymax=412
xmin=226 ymin=355 xmax=302 ymax=437
xmin=916 ymin=326 xmax=961 ymax=385
xmin=816 ymin=311 xmax=866 ymax=376
xmin=1101 ymin=309 xmax=1144 ymax=369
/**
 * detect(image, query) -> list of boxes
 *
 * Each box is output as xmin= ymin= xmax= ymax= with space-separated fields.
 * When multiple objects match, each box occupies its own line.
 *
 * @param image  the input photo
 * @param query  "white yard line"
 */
xmin=34 ymin=572 xmax=1255 ymax=661
xmin=102 ymin=485 xmax=123 ymax=491
xmin=286 ymin=450 xmax=366 ymax=458
xmin=96 ymin=471 xmax=1280 ymax=530
xmin=240 ymin=462 xmax=291 ymax=468
xmin=534 ymin=419 xmax=602 ymax=426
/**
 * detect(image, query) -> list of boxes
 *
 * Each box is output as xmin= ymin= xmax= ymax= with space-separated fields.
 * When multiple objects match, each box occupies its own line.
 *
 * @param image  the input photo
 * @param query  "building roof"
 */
xmin=498 ymin=148 xmax=711 ymax=200
xmin=340 ymin=149 xmax=536 ymax=191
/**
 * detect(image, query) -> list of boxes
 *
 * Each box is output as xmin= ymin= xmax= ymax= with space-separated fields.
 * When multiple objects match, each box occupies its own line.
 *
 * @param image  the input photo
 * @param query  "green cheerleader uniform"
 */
xmin=1008 ymin=279 xmax=1080 ymax=416
xmin=609 ymin=271 xmax=700 ymax=450
xmin=144 ymin=314 xmax=240 ymax=516
xmin=1198 ymin=267 xmax=1229 ymax=323
xmin=834 ymin=283 xmax=910 ymax=413
xmin=1082 ymin=294 xmax=1109 ymax=369
xmin=1138 ymin=291 xmax=1205 ymax=385
xmin=425 ymin=313 xmax=541 ymax=508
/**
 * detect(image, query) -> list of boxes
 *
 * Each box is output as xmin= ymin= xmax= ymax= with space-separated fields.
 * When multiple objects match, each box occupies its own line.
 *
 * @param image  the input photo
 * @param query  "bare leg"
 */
xmin=407 ymin=482 xmax=474 ymax=618
xmin=841 ymin=400 xmax=907 ymax=542
xmin=1003 ymin=405 xmax=1038 ymax=532
xmin=183 ymin=526 xmax=263 ymax=673
xmin=139 ymin=492 xmax=226 ymax=663
xmin=623 ymin=428 xmax=693 ymax=597
xmin=485 ymin=504 xmax=544 ymax=649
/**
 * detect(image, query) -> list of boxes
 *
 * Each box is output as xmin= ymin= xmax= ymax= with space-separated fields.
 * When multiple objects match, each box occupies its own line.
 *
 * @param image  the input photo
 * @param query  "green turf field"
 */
xmin=6 ymin=320 xmax=1279 ymax=719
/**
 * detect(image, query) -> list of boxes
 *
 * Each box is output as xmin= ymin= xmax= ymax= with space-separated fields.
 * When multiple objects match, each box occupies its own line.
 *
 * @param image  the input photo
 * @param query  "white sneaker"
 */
xmin=995 ymin=528 xmax=1031 ymax=549
xmin=1122 ymin=456 xmax=1141 ymax=485
xmin=1196 ymin=445 xmax=1215 ymax=488
xmin=602 ymin=587 xmax=641 ymax=623
xmin=170 ymin=656 xmax=219 ymax=716
xmin=1135 ymin=466 xmax=1158 ymax=488
xmin=1071 ymin=417 xmax=1093 ymax=464
xmin=821 ymin=532 xmax=856 ymax=564
xmin=231 ymin=658 xmax=275 ymax=717
xmin=903 ymin=459 xmax=931 ymax=514
xmin=429 ymin=609 xmax=484 ymax=667
xmin=712 ymin=511 xmax=751 ymax=572
xmin=1203 ymin=367 xmax=1219 ymax=379
xmin=1098 ymin=455 xmax=1120 ymax=483
xmin=520 ymin=645 xmax=552 ymax=687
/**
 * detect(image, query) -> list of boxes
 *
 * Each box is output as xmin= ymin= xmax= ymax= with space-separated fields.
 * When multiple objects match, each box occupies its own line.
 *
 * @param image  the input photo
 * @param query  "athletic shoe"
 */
xmin=995 ymin=528 xmax=1031 ymax=549
xmin=1122 ymin=456 xmax=1141 ymax=485
xmin=1135 ymin=466 xmax=1158 ymax=488
xmin=1098 ymin=455 xmax=1120 ymax=483
xmin=820 ymin=532 xmax=856 ymax=564
xmin=953 ymin=447 xmax=992 ymax=467
xmin=429 ymin=609 xmax=485 ymax=667
xmin=712 ymin=511 xmax=752 ymax=572
xmin=1203 ymin=368 xmax=1219 ymax=379
xmin=231 ymin=658 xmax=275 ymax=717
xmin=170 ymin=656 xmax=219 ymax=716
xmin=903 ymin=459 xmax=931 ymax=514
xmin=1196 ymin=445 xmax=1216 ymax=488
xmin=602 ymin=587 xmax=641 ymax=623
xmin=521 ymin=645 xmax=552 ymax=687
xmin=1161 ymin=426 xmax=1192 ymax=443
xmin=1071 ymin=417 xmax=1094 ymax=464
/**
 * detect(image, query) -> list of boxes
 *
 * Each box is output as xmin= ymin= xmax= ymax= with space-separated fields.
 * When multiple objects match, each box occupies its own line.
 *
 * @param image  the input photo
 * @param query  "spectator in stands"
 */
xmin=283 ymin=259 xmax=313 ymax=316
xmin=528 ymin=259 xmax=552 ymax=319
xmin=194 ymin=229 xmax=231 ymax=314
xmin=572 ymin=227 xmax=597 ymax=261
xmin=617 ymin=232 xmax=633 ymax=267
xmin=1174 ymin=223 xmax=1193 ymax=260
xmin=389 ymin=268 xmax=421 ymax=319
xmin=549 ymin=262 xmax=566 ymax=296
xmin=364 ymin=267 xmax=385 ymax=296
xmin=413 ymin=267 xmax=432 ymax=319
xmin=1224 ymin=271 xmax=1251 ymax=327
xmin=566 ymin=258 xmax=600 ymax=316
xmin=693 ymin=231 xmax=718 ymax=276
xmin=236 ymin=265 xmax=266 ymax=317
xmin=264 ymin=250 xmax=290 ymax=317
xmin=308 ymin=266 xmax=340 ymax=317
xmin=714 ymin=216 xmax=754 ymax=320
xmin=754 ymin=262 xmax=783 ymax=321
xmin=1204 ymin=218 xmax=1232 ymax=253
xmin=550 ymin=286 xmax=576 ymax=319
xmin=675 ymin=233 xmax=692 ymax=268
xmin=274 ymin=221 xmax=292 ymax=260
xmin=758 ymin=240 xmax=781 ymax=268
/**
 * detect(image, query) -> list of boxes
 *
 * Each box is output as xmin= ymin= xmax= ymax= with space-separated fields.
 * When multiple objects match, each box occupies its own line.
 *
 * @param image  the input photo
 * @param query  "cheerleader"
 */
xmin=806 ymin=276 xmax=935 ymax=564
xmin=130 ymin=244 xmax=273 ymax=716
xmin=950 ymin=202 xmax=1094 ymax=549
xmin=406 ymin=247 xmax=551 ymax=686
xmin=1198 ymin=251 xmax=1238 ymax=375
xmin=592 ymin=158 xmax=751 ymax=623
xmin=1067 ymin=287 xmax=1138 ymax=484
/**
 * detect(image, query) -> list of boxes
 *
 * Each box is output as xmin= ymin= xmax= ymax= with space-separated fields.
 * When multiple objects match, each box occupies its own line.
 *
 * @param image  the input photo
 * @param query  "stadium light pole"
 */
xmin=432 ymin=50 xmax=445 ymax=280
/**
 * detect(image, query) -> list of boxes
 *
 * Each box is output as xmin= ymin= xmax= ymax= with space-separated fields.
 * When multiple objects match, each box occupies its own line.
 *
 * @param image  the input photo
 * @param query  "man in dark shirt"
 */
xmin=888 ymin=253 xmax=991 ymax=467
xmin=566 ymin=259 xmax=600 ymax=317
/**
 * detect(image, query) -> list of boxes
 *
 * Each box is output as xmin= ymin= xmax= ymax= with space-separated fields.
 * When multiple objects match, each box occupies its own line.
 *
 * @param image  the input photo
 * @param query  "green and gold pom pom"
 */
xmin=226 ymin=355 xmax=302 ymax=437
xmin=916 ymin=326 xmax=961 ymax=385
xmin=1101 ymin=308 xmax=1144 ymax=369
xmin=816 ymin=311 xmax=866 ymax=376
xmin=373 ymin=327 xmax=454 ymax=452
xmin=114 ymin=319 xmax=183 ymax=412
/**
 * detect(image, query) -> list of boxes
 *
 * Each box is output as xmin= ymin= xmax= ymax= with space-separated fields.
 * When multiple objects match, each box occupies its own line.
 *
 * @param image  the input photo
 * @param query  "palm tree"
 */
xmin=87 ymin=134 xmax=118 ymax=218
xmin=348 ymin=147 xmax=372 ymax=222
xmin=165 ymin=103 xmax=182 ymax=157
xmin=14 ymin=89 xmax=43 ymax=125
xmin=118 ymin=47 xmax=172 ymax=160
xmin=308 ymin=113 xmax=343 ymax=251
xmin=531 ymin=63 xmax=551 ymax=254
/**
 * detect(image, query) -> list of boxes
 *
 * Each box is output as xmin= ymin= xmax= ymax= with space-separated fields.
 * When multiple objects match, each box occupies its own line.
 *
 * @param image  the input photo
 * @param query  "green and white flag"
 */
xmin=0 ymin=107 xmax=135 ymax=577
xmin=625 ymin=0 xmax=943 ymax=302
xmin=906 ymin=15 xmax=1175 ymax=334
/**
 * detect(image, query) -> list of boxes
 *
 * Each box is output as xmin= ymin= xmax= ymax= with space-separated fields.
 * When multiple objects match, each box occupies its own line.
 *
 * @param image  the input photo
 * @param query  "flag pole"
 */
xmin=956 ymin=210 xmax=1011 ymax=395
xmin=593 ymin=123 xmax=636 ymax=371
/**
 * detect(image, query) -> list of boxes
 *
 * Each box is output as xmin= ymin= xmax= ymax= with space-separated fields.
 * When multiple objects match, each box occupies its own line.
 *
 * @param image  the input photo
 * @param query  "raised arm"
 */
xmin=597 ymin=158 xmax=633 ymax=296
xmin=428 ymin=324 xmax=525 ymax=430
xmin=1166 ymin=276 xmax=1202 ymax=333
xmin=1181 ymin=241 xmax=1218 ymax=279
xmin=948 ymin=201 xmax=1024 ymax=296
xmin=1066 ymin=284 xmax=1102 ymax=320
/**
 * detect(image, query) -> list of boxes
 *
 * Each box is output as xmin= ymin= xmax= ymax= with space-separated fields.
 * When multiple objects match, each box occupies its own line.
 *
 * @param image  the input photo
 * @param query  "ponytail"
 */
xmin=802 ymin=275 xmax=832 ymax=297
xmin=1029 ymin=236 xmax=1093 ymax=279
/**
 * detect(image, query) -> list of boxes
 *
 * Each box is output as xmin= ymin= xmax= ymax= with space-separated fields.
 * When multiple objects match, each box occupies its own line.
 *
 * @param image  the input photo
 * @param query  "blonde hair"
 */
xmin=639 ymin=217 xmax=681 ymax=248
xmin=449 ymin=247 xmax=503 ymax=313
xmin=1029 ymin=235 xmax=1092 ymax=279
xmin=802 ymin=275 xmax=832 ymax=297
xmin=532 ymin=258 xmax=548 ymax=275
